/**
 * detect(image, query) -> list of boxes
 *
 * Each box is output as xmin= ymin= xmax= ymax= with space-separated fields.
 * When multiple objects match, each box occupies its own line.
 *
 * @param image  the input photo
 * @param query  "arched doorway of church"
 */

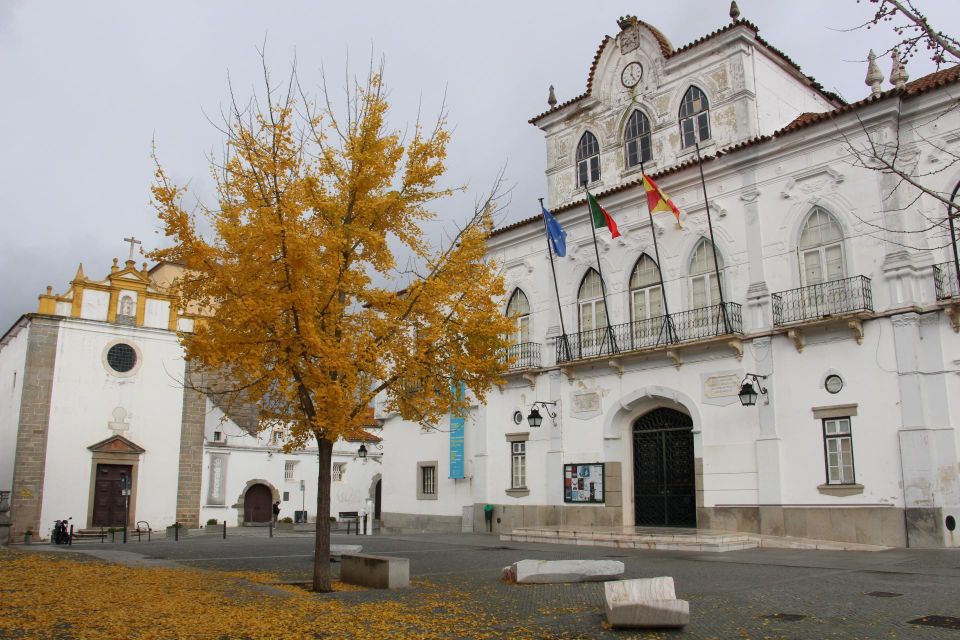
xmin=243 ymin=483 xmax=272 ymax=524
xmin=374 ymin=479 xmax=381 ymax=520
xmin=633 ymin=407 xmax=696 ymax=528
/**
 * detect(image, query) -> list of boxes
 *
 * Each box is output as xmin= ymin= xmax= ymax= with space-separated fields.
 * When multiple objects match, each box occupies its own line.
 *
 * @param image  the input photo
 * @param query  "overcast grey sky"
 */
xmin=1 ymin=0 xmax=957 ymax=331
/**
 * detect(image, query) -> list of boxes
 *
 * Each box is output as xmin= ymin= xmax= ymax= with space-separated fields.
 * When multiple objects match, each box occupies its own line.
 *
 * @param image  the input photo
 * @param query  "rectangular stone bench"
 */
xmin=340 ymin=553 xmax=409 ymax=589
xmin=503 ymin=559 xmax=625 ymax=584
xmin=604 ymin=576 xmax=689 ymax=629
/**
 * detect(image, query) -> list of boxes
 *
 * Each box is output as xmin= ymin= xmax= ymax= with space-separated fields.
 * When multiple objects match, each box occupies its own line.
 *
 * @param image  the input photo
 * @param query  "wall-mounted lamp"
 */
xmin=357 ymin=442 xmax=383 ymax=460
xmin=527 ymin=401 xmax=557 ymax=428
xmin=738 ymin=373 xmax=768 ymax=407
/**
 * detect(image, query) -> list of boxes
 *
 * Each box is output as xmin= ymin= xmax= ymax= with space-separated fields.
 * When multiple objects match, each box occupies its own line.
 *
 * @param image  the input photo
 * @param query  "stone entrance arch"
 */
xmin=233 ymin=479 xmax=279 ymax=526
xmin=602 ymin=386 xmax=703 ymax=528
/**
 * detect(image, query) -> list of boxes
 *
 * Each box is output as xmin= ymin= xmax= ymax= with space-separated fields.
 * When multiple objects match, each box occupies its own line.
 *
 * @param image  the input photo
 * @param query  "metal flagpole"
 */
xmin=694 ymin=140 xmax=731 ymax=334
xmin=585 ymin=191 xmax=619 ymax=355
xmin=539 ymin=198 xmax=572 ymax=362
xmin=948 ymin=180 xmax=960 ymax=298
xmin=640 ymin=161 xmax=677 ymax=345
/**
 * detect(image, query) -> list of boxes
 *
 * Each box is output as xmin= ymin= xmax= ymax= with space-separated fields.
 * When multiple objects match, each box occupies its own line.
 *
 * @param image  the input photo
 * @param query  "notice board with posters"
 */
xmin=563 ymin=463 xmax=605 ymax=503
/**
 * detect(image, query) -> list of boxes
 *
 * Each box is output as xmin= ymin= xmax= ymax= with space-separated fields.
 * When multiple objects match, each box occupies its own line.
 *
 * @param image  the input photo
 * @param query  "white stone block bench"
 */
xmin=502 ymin=559 xmax=625 ymax=584
xmin=604 ymin=576 xmax=689 ymax=629
xmin=330 ymin=544 xmax=362 ymax=560
xmin=340 ymin=553 xmax=410 ymax=589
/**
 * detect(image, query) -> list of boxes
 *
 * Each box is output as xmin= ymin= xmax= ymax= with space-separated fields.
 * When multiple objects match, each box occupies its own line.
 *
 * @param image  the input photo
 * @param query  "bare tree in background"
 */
xmin=856 ymin=0 xmax=959 ymax=66
xmin=837 ymin=0 xmax=960 ymax=271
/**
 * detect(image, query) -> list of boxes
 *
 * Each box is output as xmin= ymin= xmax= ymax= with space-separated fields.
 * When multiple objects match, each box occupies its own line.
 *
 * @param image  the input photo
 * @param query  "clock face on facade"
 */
xmin=621 ymin=62 xmax=643 ymax=88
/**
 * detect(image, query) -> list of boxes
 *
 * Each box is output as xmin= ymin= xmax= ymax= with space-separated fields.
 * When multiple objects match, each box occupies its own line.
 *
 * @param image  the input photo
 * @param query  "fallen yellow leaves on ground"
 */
xmin=0 ymin=550 xmax=576 ymax=639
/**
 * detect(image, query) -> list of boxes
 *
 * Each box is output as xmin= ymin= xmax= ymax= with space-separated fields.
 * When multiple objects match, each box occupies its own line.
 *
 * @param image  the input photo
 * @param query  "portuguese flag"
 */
xmin=586 ymin=190 xmax=620 ymax=239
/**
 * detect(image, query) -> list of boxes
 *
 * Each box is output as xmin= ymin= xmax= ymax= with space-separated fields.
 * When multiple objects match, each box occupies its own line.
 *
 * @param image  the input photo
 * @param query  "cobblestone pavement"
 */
xmin=35 ymin=530 xmax=960 ymax=639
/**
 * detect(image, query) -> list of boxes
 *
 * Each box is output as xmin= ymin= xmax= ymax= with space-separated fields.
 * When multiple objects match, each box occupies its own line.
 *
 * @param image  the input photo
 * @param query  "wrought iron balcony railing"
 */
xmin=556 ymin=302 xmax=742 ymax=364
xmin=505 ymin=342 xmax=541 ymax=370
xmin=771 ymin=275 xmax=872 ymax=326
xmin=934 ymin=262 xmax=960 ymax=300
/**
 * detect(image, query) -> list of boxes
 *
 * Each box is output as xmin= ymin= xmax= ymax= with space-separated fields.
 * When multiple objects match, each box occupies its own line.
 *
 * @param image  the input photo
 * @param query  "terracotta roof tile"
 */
xmin=772 ymin=65 xmax=960 ymax=136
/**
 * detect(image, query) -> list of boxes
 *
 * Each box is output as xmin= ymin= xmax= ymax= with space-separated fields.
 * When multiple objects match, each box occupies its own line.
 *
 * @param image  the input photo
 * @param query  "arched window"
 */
xmin=679 ymin=86 xmax=710 ymax=148
xmin=799 ymin=207 xmax=845 ymax=285
xmin=630 ymin=255 xmax=664 ymax=322
xmin=506 ymin=288 xmax=531 ymax=344
xmin=629 ymin=254 xmax=667 ymax=346
xmin=688 ymin=238 xmax=724 ymax=310
xmin=578 ymin=269 xmax=607 ymax=341
xmin=576 ymin=132 xmax=601 ymax=187
xmin=624 ymin=110 xmax=652 ymax=168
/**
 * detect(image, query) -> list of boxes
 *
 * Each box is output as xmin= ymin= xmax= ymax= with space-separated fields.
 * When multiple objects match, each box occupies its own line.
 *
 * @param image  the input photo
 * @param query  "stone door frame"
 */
xmin=232 ymin=479 xmax=279 ymax=526
xmin=85 ymin=436 xmax=145 ymax=529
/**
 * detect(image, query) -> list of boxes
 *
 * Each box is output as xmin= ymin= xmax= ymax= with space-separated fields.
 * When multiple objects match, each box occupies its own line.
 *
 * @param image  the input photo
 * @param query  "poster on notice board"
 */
xmin=563 ymin=463 xmax=605 ymax=503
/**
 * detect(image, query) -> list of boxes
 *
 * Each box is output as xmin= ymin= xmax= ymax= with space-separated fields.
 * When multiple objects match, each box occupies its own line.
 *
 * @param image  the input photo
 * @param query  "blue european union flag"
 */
xmin=542 ymin=205 xmax=567 ymax=257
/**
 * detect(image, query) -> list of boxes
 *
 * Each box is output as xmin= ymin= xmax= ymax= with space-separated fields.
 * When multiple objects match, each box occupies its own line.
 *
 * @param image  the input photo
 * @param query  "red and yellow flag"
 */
xmin=642 ymin=174 xmax=681 ymax=226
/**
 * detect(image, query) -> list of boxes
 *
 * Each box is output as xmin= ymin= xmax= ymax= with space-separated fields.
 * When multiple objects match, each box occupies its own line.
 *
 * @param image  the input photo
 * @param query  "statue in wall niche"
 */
xmin=119 ymin=295 xmax=134 ymax=317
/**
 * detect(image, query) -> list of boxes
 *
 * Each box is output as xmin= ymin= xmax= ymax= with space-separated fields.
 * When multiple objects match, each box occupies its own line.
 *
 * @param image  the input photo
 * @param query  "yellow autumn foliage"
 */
xmin=150 ymin=70 xmax=509 ymax=444
xmin=0 ymin=550 xmax=580 ymax=639
xmin=147 ymin=64 xmax=512 ymax=590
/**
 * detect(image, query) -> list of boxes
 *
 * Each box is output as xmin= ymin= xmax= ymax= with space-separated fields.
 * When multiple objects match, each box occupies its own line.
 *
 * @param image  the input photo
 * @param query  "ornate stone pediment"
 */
xmin=88 ymin=435 xmax=145 ymax=454
xmin=781 ymin=167 xmax=845 ymax=199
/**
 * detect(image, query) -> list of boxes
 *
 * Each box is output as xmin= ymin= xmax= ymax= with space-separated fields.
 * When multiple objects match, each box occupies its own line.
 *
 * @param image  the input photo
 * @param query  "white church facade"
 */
xmin=0 ymin=257 xmax=381 ymax=542
xmin=378 ymin=11 xmax=960 ymax=548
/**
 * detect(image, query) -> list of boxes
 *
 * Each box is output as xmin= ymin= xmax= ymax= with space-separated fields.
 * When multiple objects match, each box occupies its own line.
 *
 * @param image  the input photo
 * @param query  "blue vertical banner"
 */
xmin=449 ymin=380 xmax=466 ymax=479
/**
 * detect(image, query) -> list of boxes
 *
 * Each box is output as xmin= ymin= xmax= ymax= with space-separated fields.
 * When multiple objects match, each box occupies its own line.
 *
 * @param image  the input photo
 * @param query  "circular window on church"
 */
xmin=103 ymin=342 xmax=140 ymax=376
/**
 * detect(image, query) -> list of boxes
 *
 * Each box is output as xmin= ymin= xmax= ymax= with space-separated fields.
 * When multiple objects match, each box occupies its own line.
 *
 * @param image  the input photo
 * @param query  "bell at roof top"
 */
xmin=729 ymin=1 xmax=741 ymax=21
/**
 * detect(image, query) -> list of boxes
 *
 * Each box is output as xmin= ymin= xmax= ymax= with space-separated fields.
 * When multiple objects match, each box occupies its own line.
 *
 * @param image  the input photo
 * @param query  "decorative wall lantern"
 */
xmin=738 ymin=373 xmax=768 ymax=407
xmin=527 ymin=401 xmax=557 ymax=427
xmin=357 ymin=444 xmax=367 ymax=458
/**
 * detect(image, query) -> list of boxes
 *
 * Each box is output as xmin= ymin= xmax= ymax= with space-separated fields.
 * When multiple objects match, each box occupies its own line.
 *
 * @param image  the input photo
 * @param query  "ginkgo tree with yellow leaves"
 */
xmin=149 ymin=62 xmax=513 ymax=592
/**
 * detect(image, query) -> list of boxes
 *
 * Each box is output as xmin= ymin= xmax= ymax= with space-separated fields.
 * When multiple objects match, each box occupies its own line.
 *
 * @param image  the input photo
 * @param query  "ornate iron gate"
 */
xmin=633 ymin=408 xmax=696 ymax=527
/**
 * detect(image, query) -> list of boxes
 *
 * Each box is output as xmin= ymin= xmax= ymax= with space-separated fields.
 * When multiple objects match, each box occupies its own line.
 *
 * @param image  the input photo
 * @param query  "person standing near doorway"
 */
xmin=272 ymin=500 xmax=280 ymax=525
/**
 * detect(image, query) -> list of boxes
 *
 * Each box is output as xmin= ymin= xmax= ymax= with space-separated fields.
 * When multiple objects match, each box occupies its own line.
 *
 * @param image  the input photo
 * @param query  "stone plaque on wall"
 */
xmin=700 ymin=370 xmax=743 ymax=407
xmin=571 ymin=392 xmax=602 ymax=420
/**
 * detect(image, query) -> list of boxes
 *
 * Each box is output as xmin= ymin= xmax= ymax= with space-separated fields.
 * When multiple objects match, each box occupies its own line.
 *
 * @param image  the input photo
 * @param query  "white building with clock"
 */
xmin=377 ymin=8 xmax=960 ymax=548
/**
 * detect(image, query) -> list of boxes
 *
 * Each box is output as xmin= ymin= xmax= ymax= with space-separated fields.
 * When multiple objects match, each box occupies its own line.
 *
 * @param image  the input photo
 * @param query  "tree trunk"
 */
xmin=312 ymin=437 xmax=334 ymax=592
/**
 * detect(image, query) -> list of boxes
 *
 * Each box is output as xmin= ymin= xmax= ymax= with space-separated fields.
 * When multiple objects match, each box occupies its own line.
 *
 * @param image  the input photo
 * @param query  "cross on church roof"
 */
xmin=123 ymin=236 xmax=142 ymax=260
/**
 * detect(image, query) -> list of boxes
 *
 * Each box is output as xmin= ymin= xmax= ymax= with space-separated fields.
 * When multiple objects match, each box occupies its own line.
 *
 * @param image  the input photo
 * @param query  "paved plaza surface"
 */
xmin=34 ymin=530 xmax=960 ymax=638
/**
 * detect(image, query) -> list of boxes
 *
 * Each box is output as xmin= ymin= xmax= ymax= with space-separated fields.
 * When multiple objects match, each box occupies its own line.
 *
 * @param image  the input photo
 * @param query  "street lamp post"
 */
xmin=121 ymin=475 xmax=131 ymax=544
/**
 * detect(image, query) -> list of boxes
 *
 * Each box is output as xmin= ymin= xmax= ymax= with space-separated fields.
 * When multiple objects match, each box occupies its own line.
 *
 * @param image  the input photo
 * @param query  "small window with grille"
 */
xmin=417 ymin=462 xmax=438 ymax=499
xmin=105 ymin=343 xmax=138 ymax=374
xmin=284 ymin=460 xmax=297 ymax=481
xmin=332 ymin=463 xmax=346 ymax=482
xmin=422 ymin=466 xmax=436 ymax=495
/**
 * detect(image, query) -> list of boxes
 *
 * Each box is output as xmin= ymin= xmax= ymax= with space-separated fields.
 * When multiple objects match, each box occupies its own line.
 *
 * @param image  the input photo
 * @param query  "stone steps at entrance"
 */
xmin=503 ymin=526 xmax=756 ymax=552
xmin=501 ymin=526 xmax=891 ymax=553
